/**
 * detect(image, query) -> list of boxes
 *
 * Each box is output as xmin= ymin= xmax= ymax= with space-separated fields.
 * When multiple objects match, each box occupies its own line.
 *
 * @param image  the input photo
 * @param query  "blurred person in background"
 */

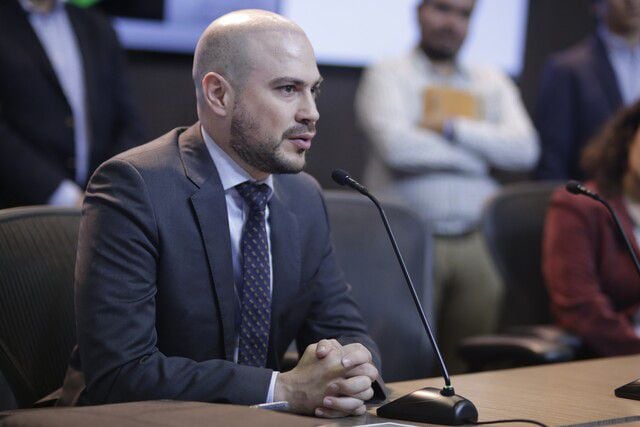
xmin=355 ymin=0 xmax=539 ymax=372
xmin=535 ymin=0 xmax=640 ymax=180
xmin=0 ymin=0 xmax=144 ymax=208
xmin=543 ymin=99 xmax=640 ymax=356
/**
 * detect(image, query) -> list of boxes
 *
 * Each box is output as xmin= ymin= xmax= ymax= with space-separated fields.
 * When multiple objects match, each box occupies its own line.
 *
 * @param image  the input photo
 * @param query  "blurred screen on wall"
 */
xmin=110 ymin=0 xmax=529 ymax=76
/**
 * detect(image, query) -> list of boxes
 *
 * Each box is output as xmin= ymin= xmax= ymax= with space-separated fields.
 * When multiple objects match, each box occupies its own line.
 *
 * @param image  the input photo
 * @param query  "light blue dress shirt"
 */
xmin=201 ymin=127 xmax=279 ymax=403
xmin=600 ymin=25 xmax=640 ymax=106
xmin=20 ymin=0 xmax=89 ymax=205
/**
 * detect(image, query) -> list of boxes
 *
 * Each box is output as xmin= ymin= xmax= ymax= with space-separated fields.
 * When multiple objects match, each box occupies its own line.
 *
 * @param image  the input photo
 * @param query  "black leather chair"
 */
xmin=458 ymin=182 xmax=582 ymax=371
xmin=0 ymin=206 xmax=80 ymax=408
xmin=323 ymin=190 xmax=436 ymax=382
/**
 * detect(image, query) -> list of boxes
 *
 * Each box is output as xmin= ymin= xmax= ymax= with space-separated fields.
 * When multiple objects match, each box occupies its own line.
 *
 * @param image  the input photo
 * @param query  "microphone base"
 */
xmin=376 ymin=386 xmax=478 ymax=425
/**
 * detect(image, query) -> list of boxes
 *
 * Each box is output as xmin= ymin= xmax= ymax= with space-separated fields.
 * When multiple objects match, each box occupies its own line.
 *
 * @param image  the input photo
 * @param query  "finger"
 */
xmin=316 ymin=339 xmax=342 ymax=359
xmin=349 ymin=387 xmax=374 ymax=402
xmin=344 ymin=362 xmax=379 ymax=382
xmin=326 ymin=382 xmax=374 ymax=402
xmin=315 ymin=404 xmax=366 ymax=418
xmin=329 ymin=375 xmax=372 ymax=397
xmin=322 ymin=395 xmax=365 ymax=414
xmin=340 ymin=343 xmax=372 ymax=368
xmin=314 ymin=407 xmax=349 ymax=418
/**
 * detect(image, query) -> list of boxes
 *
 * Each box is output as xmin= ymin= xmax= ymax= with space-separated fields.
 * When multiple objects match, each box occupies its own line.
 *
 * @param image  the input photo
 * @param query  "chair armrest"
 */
xmin=504 ymin=324 xmax=583 ymax=351
xmin=458 ymin=333 xmax=575 ymax=372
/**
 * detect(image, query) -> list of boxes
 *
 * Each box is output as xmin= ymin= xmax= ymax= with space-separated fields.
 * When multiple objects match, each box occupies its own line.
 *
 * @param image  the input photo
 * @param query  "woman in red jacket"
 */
xmin=543 ymin=100 xmax=640 ymax=356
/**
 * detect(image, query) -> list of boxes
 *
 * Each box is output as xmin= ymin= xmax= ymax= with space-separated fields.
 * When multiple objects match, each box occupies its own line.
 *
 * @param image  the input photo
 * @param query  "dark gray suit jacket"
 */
xmin=534 ymin=34 xmax=623 ymax=180
xmin=70 ymin=124 xmax=383 ymax=405
xmin=0 ymin=0 xmax=143 ymax=207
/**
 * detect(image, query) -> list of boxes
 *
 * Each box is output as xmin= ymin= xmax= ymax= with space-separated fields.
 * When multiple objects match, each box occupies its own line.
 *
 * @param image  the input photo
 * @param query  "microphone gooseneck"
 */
xmin=565 ymin=181 xmax=640 ymax=280
xmin=332 ymin=168 xmax=452 ymax=388
xmin=331 ymin=169 xmax=478 ymax=425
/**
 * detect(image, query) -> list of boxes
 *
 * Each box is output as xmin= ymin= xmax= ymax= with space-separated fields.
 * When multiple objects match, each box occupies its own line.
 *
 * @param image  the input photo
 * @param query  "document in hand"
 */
xmin=422 ymin=86 xmax=480 ymax=123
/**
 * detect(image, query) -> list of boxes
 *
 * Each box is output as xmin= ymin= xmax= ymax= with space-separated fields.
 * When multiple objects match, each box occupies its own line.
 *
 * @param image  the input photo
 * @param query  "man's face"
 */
xmin=418 ymin=0 xmax=475 ymax=60
xmin=229 ymin=31 xmax=321 ymax=177
xmin=605 ymin=0 xmax=640 ymax=36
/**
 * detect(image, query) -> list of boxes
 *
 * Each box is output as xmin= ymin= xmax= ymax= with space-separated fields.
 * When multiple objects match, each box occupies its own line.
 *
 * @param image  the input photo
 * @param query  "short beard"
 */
xmin=420 ymin=43 xmax=457 ymax=61
xmin=229 ymin=105 xmax=306 ymax=175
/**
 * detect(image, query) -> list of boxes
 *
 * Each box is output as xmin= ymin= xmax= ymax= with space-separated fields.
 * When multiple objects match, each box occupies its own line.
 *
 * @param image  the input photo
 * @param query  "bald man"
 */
xmin=60 ymin=10 xmax=384 ymax=417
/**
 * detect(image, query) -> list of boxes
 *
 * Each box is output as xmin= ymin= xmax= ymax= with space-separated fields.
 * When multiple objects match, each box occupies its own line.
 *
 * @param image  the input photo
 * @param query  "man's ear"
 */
xmin=201 ymin=71 xmax=234 ymax=117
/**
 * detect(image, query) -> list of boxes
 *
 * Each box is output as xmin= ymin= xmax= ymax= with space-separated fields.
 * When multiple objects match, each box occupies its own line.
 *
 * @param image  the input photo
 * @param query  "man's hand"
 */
xmin=313 ymin=340 xmax=379 ymax=418
xmin=274 ymin=343 xmax=346 ymax=415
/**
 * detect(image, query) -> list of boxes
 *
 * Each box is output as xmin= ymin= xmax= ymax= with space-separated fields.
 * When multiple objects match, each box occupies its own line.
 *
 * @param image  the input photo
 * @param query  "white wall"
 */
xmin=114 ymin=0 xmax=529 ymax=75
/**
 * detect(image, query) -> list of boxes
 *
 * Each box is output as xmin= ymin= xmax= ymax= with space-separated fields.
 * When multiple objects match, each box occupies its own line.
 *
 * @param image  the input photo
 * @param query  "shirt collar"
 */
xmin=599 ymin=24 xmax=640 ymax=52
xmin=19 ymin=0 xmax=65 ymax=14
xmin=201 ymin=126 xmax=274 ymax=195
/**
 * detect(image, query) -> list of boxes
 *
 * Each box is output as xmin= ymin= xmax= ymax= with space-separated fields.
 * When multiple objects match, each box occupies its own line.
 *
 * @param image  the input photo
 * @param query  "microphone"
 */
xmin=331 ymin=169 xmax=478 ymax=425
xmin=565 ymin=181 xmax=640 ymax=279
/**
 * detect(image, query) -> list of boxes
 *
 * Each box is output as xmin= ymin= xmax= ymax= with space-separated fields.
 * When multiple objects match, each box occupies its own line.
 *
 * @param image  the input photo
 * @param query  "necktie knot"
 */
xmin=236 ymin=182 xmax=271 ymax=212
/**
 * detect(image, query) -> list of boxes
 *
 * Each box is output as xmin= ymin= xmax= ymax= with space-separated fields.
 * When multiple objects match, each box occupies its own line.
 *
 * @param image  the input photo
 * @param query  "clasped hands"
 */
xmin=274 ymin=339 xmax=379 ymax=418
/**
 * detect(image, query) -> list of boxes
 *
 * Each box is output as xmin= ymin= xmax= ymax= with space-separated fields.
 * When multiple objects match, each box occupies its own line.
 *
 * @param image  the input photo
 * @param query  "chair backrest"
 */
xmin=324 ymin=190 xmax=435 ymax=382
xmin=482 ymin=181 xmax=560 ymax=329
xmin=0 ymin=206 xmax=81 ymax=408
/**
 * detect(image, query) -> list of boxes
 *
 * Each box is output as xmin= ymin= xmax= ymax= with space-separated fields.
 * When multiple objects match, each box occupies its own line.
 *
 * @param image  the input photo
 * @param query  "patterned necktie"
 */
xmin=235 ymin=181 xmax=272 ymax=367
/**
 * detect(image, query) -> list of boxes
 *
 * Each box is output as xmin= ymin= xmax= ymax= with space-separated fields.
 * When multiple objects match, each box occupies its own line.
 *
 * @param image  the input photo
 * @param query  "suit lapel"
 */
xmin=591 ymin=35 xmax=623 ymax=111
xmin=4 ymin=0 xmax=67 ymax=101
xmin=180 ymin=124 xmax=237 ymax=361
xmin=267 ymin=179 xmax=302 ymax=367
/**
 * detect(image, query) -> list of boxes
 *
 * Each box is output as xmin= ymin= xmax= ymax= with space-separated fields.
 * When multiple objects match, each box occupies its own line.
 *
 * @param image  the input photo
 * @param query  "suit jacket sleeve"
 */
xmin=0 ymin=109 xmax=67 ymax=203
xmin=293 ymin=183 xmax=386 ymax=399
xmin=76 ymin=158 xmax=273 ymax=405
xmin=542 ymin=189 xmax=640 ymax=355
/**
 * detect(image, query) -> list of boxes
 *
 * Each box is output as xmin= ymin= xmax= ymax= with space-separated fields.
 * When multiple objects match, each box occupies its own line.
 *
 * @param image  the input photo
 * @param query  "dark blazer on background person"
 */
xmin=66 ymin=123 xmax=384 ymax=405
xmin=543 ymin=183 xmax=640 ymax=356
xmin=534 ymin=34 xmax=623 ymax=180
xmin=0 ymin=0 xmax=143 ymax=207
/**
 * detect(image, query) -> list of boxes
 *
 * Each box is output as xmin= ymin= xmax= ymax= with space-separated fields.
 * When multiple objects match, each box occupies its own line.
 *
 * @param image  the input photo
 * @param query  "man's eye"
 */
xmin=280 ymin=85 xmax=296 ymax=94
xmin=311 ymin=86 xmax=321 ymax=98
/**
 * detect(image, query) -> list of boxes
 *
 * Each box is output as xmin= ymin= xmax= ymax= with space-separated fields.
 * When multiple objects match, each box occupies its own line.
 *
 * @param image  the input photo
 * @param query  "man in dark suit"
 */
xmin=0 ymin=0 xmax=143 ymax=208
xmin=63 ymin=9 xmax=383 ymax=418
xmin=535 ymin=0 xmax=640 ymax=180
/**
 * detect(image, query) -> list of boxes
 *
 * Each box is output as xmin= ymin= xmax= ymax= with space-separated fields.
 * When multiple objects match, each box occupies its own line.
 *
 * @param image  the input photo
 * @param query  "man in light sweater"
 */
xmin=356 ymin=0 xmax=539 ymax=372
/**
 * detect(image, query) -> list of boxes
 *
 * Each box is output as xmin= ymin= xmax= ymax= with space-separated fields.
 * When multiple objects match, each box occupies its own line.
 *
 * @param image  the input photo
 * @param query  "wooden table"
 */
xmin=1 ymin=355 xmax=638 ymax=426
xmin=360 ymin=354 xmax=640 ymax=426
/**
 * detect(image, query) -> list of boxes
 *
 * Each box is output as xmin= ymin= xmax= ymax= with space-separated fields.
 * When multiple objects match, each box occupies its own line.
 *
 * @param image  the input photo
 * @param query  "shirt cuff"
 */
xmin=266 ymin=371 xmax=279 ymax=403
xmin=48 ymin=180 xmax=83 ymax=206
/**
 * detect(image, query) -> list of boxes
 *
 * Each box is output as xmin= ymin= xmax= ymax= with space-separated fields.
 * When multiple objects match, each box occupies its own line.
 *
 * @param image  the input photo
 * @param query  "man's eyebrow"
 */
xmin=270 ymin=76 xmax=324 ymax=86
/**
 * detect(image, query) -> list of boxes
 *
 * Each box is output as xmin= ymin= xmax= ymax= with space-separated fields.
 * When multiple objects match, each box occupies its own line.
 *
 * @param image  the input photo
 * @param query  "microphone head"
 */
xmin=565 ymin=180 xmax=583 ymax=195
xmin=331 ymin=169 xmax=350 ymax=186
